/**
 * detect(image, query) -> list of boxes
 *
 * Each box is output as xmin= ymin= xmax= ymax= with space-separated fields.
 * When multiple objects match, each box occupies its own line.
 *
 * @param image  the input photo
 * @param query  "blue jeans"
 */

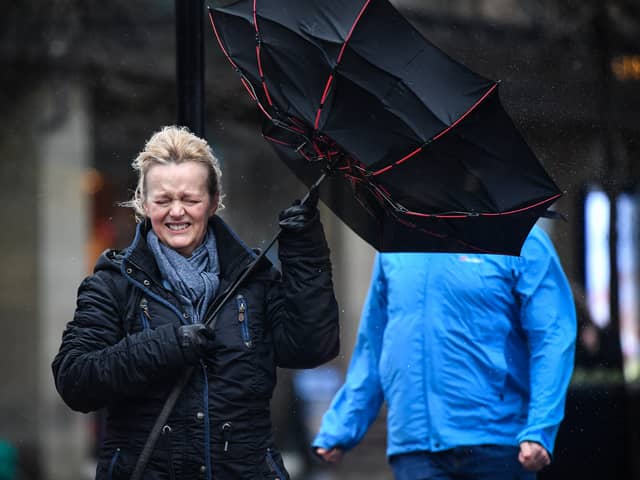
xmin=389 ymin=445 xmax=537 ymax=480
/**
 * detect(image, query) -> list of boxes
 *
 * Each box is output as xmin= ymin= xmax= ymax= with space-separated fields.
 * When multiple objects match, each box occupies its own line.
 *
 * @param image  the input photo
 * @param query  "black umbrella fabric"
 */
xmin=208 ymin=0 xmax=562 ymax=255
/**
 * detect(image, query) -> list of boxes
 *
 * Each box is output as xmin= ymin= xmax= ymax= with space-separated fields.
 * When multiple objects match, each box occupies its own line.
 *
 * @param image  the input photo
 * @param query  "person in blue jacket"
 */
xmin=313 ymin=225 xmax=576 ymax=480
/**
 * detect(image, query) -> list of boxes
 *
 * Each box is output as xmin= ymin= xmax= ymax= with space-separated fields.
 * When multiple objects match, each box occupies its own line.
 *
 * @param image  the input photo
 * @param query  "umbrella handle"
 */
xmin=129 ymin=172 xmax=327 ymax=479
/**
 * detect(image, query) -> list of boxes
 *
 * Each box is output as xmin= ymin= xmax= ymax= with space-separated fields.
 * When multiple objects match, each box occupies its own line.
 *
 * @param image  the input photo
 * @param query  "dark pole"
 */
xmin=594 ymin=4 xmax=624 ymax=372
xmin=176 ymin=0 xmax=205 ymax=137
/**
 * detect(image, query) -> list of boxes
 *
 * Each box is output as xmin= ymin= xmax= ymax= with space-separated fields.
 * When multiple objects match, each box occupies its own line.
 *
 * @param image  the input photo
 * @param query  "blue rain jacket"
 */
xmin=313 ymin=226 xmax=576 ymax=457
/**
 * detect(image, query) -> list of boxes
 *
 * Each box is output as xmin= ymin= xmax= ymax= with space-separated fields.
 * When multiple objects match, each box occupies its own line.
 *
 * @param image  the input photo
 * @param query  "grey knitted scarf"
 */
xmin=147 ymin=227 xmax=220 ymax=324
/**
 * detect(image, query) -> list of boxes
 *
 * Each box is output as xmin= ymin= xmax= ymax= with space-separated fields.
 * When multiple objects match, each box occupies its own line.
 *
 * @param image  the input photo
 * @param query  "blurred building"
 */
xmin=0 ymin=1 xmax=639 ymax=479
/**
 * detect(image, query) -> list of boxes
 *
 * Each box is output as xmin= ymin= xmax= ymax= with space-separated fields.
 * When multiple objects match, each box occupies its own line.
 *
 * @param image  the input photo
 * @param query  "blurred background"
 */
xmin=1 ymin=0 xmax=639 ymax=478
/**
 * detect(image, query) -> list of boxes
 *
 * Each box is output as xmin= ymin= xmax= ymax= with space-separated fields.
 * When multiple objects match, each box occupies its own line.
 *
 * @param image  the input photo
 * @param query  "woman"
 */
xmin=52 ymin=126 xmax=340 ymax=479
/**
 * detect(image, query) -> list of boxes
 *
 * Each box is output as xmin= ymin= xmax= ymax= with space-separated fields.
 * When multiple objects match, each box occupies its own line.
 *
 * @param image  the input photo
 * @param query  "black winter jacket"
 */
xmin=52 ymin=215 xmax=339 ymax=479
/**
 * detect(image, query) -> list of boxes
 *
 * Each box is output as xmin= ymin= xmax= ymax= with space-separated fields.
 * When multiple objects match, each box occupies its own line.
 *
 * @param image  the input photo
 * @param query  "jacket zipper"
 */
xmin=139 ymin=297 xmax=151 ymax=330
xmin=265 ymin=448 xmax=285 ymax=479
xmin=236 ymin=295 xmax=252 ymax=348
xmin=221 ymin=421 xmax=232 ymax=452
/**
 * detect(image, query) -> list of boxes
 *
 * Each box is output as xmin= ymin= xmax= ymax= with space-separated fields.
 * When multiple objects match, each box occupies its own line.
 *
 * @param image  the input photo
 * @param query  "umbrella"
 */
xmin=208 ymin=0 xmax=562 ymax=255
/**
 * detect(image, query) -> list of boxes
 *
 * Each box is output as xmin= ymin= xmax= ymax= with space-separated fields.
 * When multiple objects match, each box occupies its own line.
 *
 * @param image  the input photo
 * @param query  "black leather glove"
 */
xmin=176 ymin=323 xmax=216 ymax=365
xmin=278 ymin=188 xmax=320 ymax=233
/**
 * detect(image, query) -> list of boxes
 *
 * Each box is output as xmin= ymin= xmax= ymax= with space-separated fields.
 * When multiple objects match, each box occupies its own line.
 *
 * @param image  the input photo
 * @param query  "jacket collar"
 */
xmin=123 ymin=215 xmax=260 ymax=282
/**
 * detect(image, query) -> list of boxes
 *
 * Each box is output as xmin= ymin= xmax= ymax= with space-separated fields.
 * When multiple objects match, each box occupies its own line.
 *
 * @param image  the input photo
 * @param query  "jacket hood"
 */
xmin=94 ymin=249 xmax=125 ymax=274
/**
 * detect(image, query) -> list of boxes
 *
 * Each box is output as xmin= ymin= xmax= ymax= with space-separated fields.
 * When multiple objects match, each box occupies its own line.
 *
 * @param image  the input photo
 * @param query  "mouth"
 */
xmin=166 ymin=223 xmax=190 ymax=232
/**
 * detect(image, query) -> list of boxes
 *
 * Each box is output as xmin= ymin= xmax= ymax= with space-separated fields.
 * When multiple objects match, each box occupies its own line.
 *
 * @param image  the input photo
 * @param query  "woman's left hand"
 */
xmin=278 ymin=189 xmax=319 ymax=232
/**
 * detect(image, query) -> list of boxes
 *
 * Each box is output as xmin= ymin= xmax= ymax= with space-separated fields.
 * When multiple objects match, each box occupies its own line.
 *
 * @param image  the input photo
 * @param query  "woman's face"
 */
xmin=143 ymin=161 xmax=218 ymax=257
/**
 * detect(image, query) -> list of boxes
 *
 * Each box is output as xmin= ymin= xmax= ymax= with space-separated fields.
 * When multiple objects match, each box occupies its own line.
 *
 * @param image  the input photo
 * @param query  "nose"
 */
xmin=169 ymin=201 xmax=185 ymax=217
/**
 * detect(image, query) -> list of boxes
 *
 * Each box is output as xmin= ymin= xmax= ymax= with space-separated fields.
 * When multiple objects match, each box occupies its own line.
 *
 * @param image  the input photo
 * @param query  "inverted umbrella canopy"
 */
xmin=208 ymin=0 xmax=562 ymax=255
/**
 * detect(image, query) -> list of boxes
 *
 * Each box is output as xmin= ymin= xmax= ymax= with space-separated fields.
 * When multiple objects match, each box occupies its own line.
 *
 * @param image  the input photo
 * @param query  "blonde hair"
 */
xmin=122 ymin=126 xmax=224 ymax=221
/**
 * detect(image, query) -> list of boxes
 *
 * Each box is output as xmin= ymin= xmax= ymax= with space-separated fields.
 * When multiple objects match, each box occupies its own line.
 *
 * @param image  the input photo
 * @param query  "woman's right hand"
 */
xmin=315 ymin=447 xmax=344 ymax=464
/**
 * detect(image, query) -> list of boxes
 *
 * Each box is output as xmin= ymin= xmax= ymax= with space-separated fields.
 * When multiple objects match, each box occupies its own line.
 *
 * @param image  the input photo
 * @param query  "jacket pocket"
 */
xmin=97 ymin=447 xmax=136 ymax=480
xmin=106 ymin=448 xmax=121 ymax=480
xmin=236 ymin=294 xmax=253 ymax=348
xmin=161 ymin=424 xmax=176 ymax=480
xmin=139 ymin=297 xmax=151 ymax=330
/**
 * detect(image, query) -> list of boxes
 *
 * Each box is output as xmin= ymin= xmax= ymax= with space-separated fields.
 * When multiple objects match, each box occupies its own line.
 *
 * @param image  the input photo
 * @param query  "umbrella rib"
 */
xmin=378 ymin=189 xmax=525 ymax=254
xmin=314 ymin=0 xmax=372 ymax=130
xmin=362 ymin=153 xmax=561 ymax=218
xmin=208 ymin=8 xmax=275 ymax=121
xmin=476 ymin=193 xmax=562 ymax=216
xmin=253 ymin=0 xmax=274 ymax=107
xmin=370 ymin=82 xmax=499 ymax=177
xmin=208 ymin=9 xmax=240 ymax=72
xmin=401 ymin=192 xmax=562 ymax=218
